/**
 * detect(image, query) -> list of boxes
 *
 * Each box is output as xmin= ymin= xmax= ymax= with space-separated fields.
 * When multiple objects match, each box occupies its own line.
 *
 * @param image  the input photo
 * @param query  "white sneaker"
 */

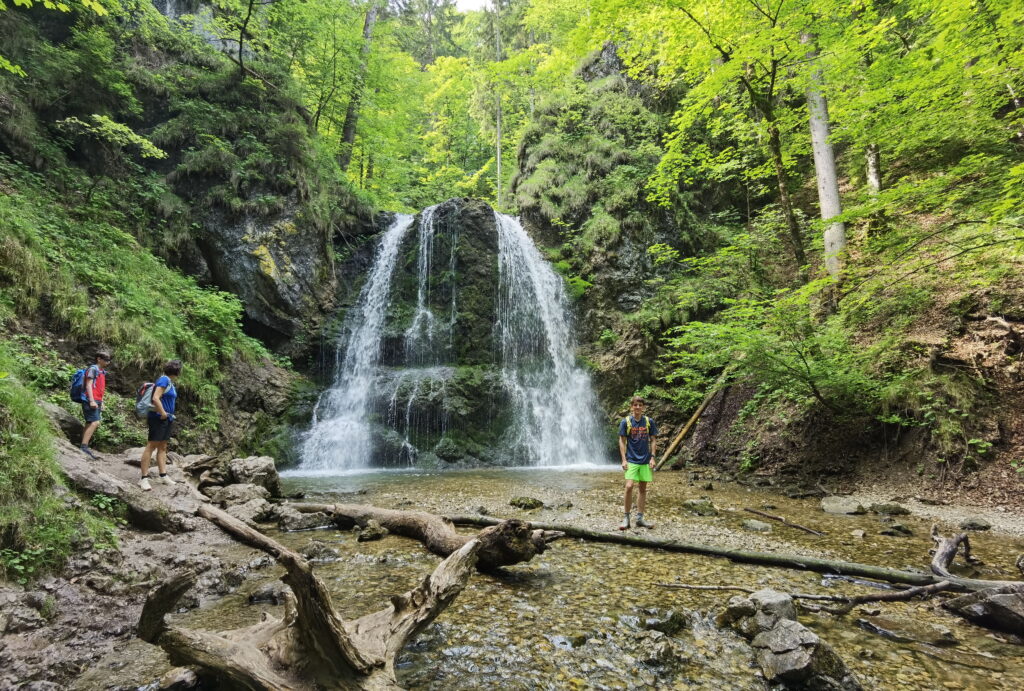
xmin=139 ymin=478 xmax=152 ymax=491
xmin=158 ymin=475 xmax=175 ymax=486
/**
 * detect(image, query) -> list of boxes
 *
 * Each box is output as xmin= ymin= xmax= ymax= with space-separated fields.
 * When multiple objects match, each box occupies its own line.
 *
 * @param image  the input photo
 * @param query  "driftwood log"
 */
xmin=289 ymin=503 xmax=564 ymax=571
xmin=140 ymin=504 xmax=545 ymax=690
xmin=445 ymin=515 xmax=1022 ymax=593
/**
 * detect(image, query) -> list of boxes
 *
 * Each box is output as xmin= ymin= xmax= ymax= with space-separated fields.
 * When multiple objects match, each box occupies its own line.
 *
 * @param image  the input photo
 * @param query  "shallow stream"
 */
xmin=178 ymin=469 xmax=1024 ymax=689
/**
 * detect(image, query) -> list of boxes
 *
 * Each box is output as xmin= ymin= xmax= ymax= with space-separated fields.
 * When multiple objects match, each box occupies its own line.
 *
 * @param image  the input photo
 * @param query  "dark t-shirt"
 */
xmin=618 ymin=415 xmax=659 ymax=465
xmin=147 ymin=375 xmax=177 ymax=419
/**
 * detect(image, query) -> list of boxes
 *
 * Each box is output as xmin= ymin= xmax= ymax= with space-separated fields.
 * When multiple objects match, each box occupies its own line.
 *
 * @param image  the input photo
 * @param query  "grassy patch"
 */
xmin=0 ymin=343 xmax=118 ymax=583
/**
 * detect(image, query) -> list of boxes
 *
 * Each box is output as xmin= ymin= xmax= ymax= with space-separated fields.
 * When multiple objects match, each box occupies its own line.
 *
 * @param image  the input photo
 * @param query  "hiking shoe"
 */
xmin=158 ymin=475 xmax=175 ymax=486
xmin=139 ymin=478 xmax=152 ymax=491
xmin=618 ymin=516 xmax=630 ymax=531
xmin=635 ymin=515 xmax=654 ymax=529
xmin=80 ymin=445 xmax=98 ymax=459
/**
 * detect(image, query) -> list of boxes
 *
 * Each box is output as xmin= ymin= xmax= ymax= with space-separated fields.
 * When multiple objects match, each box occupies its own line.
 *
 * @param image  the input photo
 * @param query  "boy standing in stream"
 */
xmin=618 ymin=395 xmax=658 ymax=530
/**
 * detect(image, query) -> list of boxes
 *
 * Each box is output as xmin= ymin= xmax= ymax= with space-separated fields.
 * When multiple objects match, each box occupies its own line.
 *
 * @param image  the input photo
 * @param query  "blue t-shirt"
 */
xmin=148 ymin=375 xmax=177 ymax=419
xmin=619 ymin=415 xmax=659 ymax=464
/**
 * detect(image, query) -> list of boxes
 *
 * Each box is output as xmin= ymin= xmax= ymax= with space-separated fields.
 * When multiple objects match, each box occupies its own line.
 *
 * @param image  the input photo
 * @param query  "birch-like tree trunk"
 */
xmin=865 ymin=143 xmax=881 ymax=195
xmin=803 ymin=35 xmax=846 ymax=278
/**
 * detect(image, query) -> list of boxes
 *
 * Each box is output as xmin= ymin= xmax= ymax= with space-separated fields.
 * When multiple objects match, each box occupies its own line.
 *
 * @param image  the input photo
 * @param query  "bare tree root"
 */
xmin=139 ymin=504 xmax=533 ymax=690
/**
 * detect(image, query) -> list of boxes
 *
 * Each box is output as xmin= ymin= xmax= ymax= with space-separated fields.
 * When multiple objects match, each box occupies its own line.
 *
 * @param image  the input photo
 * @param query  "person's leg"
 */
xmin=620 ymin=479 xmax=634 ymax=529
xmin=637 ymin=482 xmax=647 ymax=515
xmin=155 ymin=441 xmax=175 ymax=485
xmin=635 ymin=466 xmax=654 ymax=528
xmin=139 ymin=442 xmax=156 ymax=490
xmin=81 ymin=420 xmax=99 ymax=447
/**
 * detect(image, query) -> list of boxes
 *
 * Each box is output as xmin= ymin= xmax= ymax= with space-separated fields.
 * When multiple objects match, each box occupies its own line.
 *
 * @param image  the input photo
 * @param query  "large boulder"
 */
xmin=942 ymin=584 xmax=1024 ymax=635
xmin=752 ymin=619 xmax=861 ymax=690
xmin=225 ymin=498 xmax=274 ymax=526
xmin=718 ymin=589 xmax=798 ymax=638
xmin=39 ymin=401 xmax=84 ymax=442
xmin=210 ymin=483 xmax=270 ymax=507
xmin=228 ymin=456 xmax=282 ymax=496
xmin=821 ymin=497 xmax=867 ymax=515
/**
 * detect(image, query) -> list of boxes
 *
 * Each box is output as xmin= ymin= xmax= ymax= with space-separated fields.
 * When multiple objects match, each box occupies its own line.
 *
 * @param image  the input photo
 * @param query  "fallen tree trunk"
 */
xmin=445 ymin=515 xmax=1021 ymax=593
xmin=287 ymin=503 xmax=564 ymax=571
xmin=140 ymin=504 xmax=535 ymax=690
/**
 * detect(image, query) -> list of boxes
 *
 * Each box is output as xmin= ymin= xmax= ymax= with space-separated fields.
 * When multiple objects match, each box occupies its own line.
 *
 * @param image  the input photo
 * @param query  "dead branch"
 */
xmin=743 ymin=507 xmax=826 ymax=536
xmin=446 ymin=514 xmax=1019 ymax=592
xmin=140 ymin=503 xmax=530 ymax=689
xmin=929 ymin=524 xmax=982 ymax=579
xmin=286 ymin=503 xmax=563 ymax=571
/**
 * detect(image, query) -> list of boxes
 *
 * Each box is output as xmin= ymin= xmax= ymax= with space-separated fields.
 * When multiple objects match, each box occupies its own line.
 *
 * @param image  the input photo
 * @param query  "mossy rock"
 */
xmin=510 ymin=496 xmax=544 ymax=510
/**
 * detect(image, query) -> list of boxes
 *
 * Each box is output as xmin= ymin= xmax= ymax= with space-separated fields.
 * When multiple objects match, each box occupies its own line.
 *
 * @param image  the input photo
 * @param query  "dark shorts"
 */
xmin=147 ymin=416 xmax=173 ymax=442
xmin=82 ymin=401 xmax=102 ymax=423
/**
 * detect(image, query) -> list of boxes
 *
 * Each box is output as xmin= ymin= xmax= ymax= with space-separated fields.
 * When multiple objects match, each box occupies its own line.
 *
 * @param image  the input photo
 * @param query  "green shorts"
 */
xmin=624 ymin=463 xmax=653 ymax=482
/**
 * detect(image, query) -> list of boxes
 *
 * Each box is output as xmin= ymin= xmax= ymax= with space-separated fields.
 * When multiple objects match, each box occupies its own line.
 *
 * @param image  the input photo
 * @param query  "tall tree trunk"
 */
xmin=865 ymin=143 xmax=882 ymax=195
xmin=492 ymin=0 xmax=503 ymax=209
xmin=803 ymin=36 xmax=846 ymax=279
xmin=339 ymin=0 xmax=382 ymax=172
xmin=767 ymin=124 xmax=807 ymax=271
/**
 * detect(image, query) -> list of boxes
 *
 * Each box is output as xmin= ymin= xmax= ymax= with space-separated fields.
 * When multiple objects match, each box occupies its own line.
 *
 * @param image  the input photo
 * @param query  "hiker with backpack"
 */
xmin=138 ymin=359 xmax=182 ymax=491
xmin=75 ymin=350 xmax=111 ymax=459
xmin=618 ymin=395 xmax=658 ymax=530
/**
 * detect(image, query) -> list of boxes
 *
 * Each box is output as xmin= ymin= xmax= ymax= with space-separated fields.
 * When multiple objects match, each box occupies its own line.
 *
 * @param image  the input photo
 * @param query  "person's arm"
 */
xmin=152 ymin=384 xmax=168 ymax=419
xmin=619 ymin=435 xmax=628 ymax=470
xmin=649 ymin=435 xmax=657 ymax=470
xmin=85 ymin=367 xmax=98 ymax=408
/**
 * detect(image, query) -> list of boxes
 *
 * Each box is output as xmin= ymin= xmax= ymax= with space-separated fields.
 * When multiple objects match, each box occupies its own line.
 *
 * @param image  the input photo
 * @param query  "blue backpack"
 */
xmin=69 ymin=368 xmax=88 ymax=402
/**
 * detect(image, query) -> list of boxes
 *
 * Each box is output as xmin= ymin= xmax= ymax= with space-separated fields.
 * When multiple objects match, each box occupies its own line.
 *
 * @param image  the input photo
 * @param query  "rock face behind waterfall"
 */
xmin=372 ymin=199 xmax=507 ymax=466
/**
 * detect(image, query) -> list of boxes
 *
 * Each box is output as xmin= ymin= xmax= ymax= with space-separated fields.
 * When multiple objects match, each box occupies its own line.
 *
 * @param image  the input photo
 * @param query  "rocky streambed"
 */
xmin=3 ymin=455 xmax=1024 ymax=690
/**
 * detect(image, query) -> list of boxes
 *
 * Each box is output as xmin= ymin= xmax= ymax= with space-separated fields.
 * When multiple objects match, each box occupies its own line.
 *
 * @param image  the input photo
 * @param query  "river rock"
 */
xmin=879 ymin=523 xmax=913 ymax=537
xmin=752 ymin=619 xmax=861 ymax=690
xmin=856 ymin=615 xmax=958 ymax=646
xmin=942 ymin=584 xmax=1024 ymax=635
xmin=248 ymin=583 xmax=291 ymax=605
xmin=821 ymin=496 xmax=866 ymax=515
xmin=643 ymin=609 xmax=690 ymax=636
xmin=870 ymin=502 xmax=910 ymax=515
xmin=357 ymin=519 xmax=389 ymax=542
xmin=211 ymin=483 xmax=270 ymax=507
xmin=225 ymin=497 xmax=274 ymax=526
xmin=272 ymin=505 xmax=331 ymax=531
xmin=4 ymin=605 xmax=45 ymax=633
xmin=959 ymin=517 xmax=992 ymax=531
xmin=850 ymin=529 xmax=866 ymax=538
xmin=718 ymin=589 xmax=797 ymax=637
xmin=681 ymin=498 xmax=717 ymax=516
xmin=510 ymin=496 xmax=544 ymax=510
xmin=301 ymin=540 xmax=340 ymax=561
xmin=743 ymin=519 xmax=772 ymax=533
xmin=228 ymin=456 xmax=282 ymax=496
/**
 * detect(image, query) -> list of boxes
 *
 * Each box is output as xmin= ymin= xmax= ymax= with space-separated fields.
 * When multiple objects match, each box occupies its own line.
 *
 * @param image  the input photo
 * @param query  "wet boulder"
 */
xmin=301 ymin=539 xmax=340 ymax=561
xmin=959 ymin=517 xmax=992 ymax=531
xmin=682 ymin=498 xmax=718 ymax=516
xmin=228 ymin=456 xmax=282 ymax=496
xmin=357 ymin=519 xmax=389 ymax=542
xmin=743 ymin=519 xmax=772 ymax=533
xmin=752 ymin=619 xmax=861 ymax=690
xmin=942 ymin=584 xmax=1024 ymax=635
xmin=510 ymin=496 xmax=544 ymax=510
xmin=718 ymin=589 xmax=797 ymax=637
xmin=821 ymin=497 xmax=867 ymax=515
xmin=248 ymin=583 xmax=291 ymax=605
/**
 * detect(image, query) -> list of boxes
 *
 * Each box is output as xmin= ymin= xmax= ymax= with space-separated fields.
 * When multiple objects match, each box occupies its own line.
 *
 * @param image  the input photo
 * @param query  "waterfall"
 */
xmin=493 ymin=212 xmax=605 ymax=467
xmin=298 ymin=214 xmax=414 ymax=472
xmin=295 ymin=202 xmax=606 ymax=473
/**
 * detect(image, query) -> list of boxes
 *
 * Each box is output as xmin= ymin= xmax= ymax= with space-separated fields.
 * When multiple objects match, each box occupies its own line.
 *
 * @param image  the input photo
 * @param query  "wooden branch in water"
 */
xmin=287 ymin=503 xmax=563 ymax=570
xmin=743 ymin=507 xmax=826 ymax=536
xmin=929 ymin=524 xmax=982 ymax=579
xmin=446 ymin=514 xmax=1019 ymax=592
xmin=656 ymin=580 xmax=953 ymax=615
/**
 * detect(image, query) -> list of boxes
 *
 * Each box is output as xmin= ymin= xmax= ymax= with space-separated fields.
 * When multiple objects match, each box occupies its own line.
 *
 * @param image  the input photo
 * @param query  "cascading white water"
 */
xmin=298 ymin=214 xmax=414 ymax=472
xmin=295 ymin=204 xmax=606 ymax=473
xmin=493 ymin=212 xmax=605 ymax=467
